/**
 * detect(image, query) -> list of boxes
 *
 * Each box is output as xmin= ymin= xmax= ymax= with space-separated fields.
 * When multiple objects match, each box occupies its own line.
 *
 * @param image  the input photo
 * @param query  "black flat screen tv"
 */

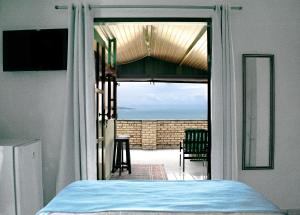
xmin=3 ymin=29 xmax=68 ymax=71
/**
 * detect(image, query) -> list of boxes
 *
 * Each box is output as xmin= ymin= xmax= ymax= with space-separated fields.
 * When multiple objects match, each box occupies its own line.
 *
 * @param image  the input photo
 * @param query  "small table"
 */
xmin=112 ymin=136 xmax=131 ymax=176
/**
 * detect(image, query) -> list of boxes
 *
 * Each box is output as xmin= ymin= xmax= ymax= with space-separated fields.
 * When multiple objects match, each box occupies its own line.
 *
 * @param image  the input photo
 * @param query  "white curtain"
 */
xmin=211 ymin=2 xmax=238 ymax=180
xmin=56 ymin=3 xmax=96 ymax=192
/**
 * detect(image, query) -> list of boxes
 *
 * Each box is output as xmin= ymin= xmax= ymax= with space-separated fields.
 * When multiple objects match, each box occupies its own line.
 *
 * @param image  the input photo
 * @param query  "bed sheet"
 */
xmin=42 ymin=213 xmax=284 ymax=215
xmin=37 ymin=180 xmax=283 ymax=215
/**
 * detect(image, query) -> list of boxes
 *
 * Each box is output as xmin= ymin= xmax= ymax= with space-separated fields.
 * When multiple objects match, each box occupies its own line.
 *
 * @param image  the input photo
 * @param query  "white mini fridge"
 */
xmin=0 ymin=139 xmax=43 ymax=215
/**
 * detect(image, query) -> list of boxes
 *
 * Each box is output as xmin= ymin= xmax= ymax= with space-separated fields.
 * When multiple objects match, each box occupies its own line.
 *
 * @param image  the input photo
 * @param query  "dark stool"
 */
xmin=112 ymin=136 xmax=131 ymax=176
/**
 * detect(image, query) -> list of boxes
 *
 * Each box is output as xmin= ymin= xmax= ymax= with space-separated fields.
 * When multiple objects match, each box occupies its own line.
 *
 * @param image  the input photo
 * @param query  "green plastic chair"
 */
xmin=179 ymin=128 xmax=209 ymax=172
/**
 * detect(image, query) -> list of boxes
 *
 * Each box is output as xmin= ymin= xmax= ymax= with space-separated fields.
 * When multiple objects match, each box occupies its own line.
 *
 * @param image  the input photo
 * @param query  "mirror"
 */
xmin=242 ymin=54 xmax=275 ymax=170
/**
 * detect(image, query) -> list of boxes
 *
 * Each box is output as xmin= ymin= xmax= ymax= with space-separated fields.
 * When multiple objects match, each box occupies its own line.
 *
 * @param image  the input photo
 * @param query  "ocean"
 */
xmin=117 ymin=107 xmax=207 ymax=120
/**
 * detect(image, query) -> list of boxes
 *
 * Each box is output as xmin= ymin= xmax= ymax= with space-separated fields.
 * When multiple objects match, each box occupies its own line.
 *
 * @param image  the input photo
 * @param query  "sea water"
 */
xmin=117 ymin=107 xmax=207 ymax=120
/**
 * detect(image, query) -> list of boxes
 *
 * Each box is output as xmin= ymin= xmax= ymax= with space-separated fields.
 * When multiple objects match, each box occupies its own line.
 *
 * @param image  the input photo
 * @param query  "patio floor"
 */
xmin=130 ymin=149 xmax=208 ymax=180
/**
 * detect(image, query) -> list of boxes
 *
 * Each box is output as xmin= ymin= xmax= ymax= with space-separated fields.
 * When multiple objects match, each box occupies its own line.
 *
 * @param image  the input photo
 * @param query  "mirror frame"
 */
xmin=242 ymin=54 xmax=275 ymax=170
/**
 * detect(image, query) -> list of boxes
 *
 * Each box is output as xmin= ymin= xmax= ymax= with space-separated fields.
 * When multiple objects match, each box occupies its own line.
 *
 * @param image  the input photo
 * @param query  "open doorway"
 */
xmin=94 ymin=18 xmax=212 ymax=180
xmin=116 ymin=82 xmax=208 ymax=180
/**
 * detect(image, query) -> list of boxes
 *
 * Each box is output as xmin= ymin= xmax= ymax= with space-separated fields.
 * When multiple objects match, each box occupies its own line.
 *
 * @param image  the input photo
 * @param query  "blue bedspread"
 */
xmin=37 ymin=180 xmax=280 ymax=214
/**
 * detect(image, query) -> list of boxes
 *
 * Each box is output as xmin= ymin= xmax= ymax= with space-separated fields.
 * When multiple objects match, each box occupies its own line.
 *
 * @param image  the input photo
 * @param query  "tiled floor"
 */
xmin=130 ymin=149 xmax=208 ymax=180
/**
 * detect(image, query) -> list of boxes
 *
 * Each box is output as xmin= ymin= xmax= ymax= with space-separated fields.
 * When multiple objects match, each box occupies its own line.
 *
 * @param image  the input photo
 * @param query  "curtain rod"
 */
xmin=54 ymin=5 xmax=242 ymax=11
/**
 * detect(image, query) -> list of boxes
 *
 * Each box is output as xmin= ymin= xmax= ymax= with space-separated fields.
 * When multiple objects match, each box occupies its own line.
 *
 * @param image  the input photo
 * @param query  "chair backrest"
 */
xmin=183 ymin=128 xmax=208 ymax=155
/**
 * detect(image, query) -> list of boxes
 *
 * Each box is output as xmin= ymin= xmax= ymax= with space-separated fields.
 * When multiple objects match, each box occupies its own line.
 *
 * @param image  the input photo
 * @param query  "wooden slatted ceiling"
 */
xmin=94 ymin=23 xmax=207 ymax=71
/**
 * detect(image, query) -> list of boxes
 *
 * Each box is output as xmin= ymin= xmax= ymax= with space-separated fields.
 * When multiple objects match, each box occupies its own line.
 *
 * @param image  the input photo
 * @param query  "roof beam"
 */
xmin=179 ymin=25 xmax=207 ymax=66
xmin=143 ymin=25 xmax=152 ymax=56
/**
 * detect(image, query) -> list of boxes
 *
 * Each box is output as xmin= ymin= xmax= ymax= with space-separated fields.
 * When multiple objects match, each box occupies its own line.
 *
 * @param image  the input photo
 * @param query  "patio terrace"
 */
xmin=114 ymin=120 xmax=209 ymax=180
xmin=131 ymin=149 xmax=208 ymax=180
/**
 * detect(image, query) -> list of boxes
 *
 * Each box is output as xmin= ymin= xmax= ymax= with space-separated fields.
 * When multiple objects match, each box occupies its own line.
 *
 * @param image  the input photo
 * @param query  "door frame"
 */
xmin=94 ymin=17 xmax=212 ymax=179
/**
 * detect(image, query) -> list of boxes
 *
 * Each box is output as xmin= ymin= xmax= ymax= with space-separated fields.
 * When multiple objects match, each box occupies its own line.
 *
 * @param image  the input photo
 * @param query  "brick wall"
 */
xmin=116 ymin=120 xmax=142 ymax=148
xmin=116 ymin=120 xmax=208 ymax=150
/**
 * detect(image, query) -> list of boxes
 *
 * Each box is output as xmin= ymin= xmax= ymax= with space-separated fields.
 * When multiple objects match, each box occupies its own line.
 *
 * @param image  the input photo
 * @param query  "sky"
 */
xmin=117 ymin=82 xmax=208 ymax=110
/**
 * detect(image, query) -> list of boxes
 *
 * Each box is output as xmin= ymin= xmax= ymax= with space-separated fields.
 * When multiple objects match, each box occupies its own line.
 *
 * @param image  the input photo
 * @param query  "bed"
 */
xmin=36 ymin=180 xmax=283 ymax=215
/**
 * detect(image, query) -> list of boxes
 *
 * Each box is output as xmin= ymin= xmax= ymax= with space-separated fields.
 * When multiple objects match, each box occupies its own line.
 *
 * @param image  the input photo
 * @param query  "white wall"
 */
xmin=0 ymin=0 xmax=68 ymax=204
xmin=0 ymin=0 xmax=299 ymax=210
xmin=231 ymin=0 xmax=300 ymax=209
xmin=104 ymin=120 xmax=115 ymax=179
xmin=98 ymin=120 xmax=115 ymax=180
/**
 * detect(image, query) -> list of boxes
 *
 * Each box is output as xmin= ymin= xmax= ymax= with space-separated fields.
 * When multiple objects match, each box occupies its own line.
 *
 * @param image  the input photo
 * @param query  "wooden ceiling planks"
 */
xmin=94 ymin=22 xmax=207 ymax=71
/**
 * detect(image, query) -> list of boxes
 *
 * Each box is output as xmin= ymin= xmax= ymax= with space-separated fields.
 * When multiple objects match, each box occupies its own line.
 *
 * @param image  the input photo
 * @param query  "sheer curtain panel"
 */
xmin=56 ymin=3 xmax=96 ymax=193
xmin=211 ymin=2 xmax=238 ymax=180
